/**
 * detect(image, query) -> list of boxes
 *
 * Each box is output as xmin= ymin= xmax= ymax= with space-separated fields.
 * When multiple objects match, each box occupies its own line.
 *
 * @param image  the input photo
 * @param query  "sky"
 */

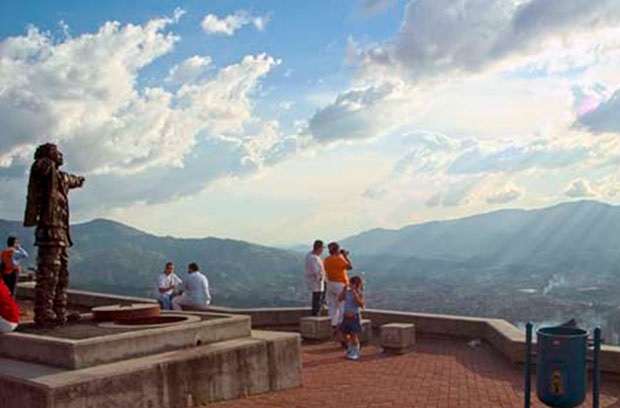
xmin=0 ymin=0 xmax=619 ymax=246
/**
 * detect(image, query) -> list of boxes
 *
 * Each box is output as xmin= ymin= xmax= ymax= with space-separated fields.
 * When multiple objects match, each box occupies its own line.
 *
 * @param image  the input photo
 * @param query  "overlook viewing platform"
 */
xmin=7 ymin=283 xmax=620 ymax=408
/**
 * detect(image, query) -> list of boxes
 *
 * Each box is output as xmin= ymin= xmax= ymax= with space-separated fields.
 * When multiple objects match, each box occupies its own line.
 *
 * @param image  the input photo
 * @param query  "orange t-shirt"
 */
xmin=323 ymin=255 xmax=349 ymax=284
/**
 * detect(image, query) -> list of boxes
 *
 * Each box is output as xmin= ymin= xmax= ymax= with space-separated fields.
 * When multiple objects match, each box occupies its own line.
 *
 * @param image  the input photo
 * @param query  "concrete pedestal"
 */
xmin=381 ymin=323 xmax=415 ymax=354
xmin=0 ymin=311 xmax=302 ymax=407
xmin=299 ymin=316 xmax=332 ymax=341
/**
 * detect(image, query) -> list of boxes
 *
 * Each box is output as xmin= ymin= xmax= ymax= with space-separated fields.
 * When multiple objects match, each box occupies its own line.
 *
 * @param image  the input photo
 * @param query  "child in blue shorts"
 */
xmin=338 ymin=275 xmax=365 ymax=360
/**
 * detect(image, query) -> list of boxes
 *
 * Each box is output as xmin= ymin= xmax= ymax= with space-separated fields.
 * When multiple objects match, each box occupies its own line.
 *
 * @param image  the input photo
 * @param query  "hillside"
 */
xmin=0 ymin=218 xmax=303 ymax=307
xmin=341 ymin=200 xmax=620 ymax=265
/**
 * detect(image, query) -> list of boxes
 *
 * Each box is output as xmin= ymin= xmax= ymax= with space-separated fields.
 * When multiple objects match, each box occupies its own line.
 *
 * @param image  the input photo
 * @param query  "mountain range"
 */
xmin=342 ymin=200 xmax=620 ymax=266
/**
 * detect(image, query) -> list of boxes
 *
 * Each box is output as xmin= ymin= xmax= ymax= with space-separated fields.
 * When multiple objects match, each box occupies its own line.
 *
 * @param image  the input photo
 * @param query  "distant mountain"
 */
xmin=341 ymin=200 xmax=620 ymax=266
xmin=0 ymin=218 xmax=303 ymax=307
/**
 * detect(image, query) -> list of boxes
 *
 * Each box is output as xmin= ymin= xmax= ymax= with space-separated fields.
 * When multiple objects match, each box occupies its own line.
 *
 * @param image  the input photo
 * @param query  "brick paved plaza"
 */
xmin=211 ymin=334 xmax=620 ymax=408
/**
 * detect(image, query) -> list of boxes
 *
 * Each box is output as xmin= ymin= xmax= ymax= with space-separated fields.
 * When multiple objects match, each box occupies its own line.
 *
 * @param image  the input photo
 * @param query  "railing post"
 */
xmin=525 ymin=322 xmax=532 ymax=408
xmin=593 ymin=327 xmax=601 ymax=408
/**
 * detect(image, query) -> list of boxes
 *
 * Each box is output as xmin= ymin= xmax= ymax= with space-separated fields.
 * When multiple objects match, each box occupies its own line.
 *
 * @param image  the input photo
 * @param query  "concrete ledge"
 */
xmin=19 ymin=286 xmax=620 ymax=376
xmin=361 ymin=319 xmax=372 ymax=344
xmin=213 ymin=307 xmax=313 ymax=327
xmin=0 ymin=312 xmax=251 ymax=369
xmin=0 ymin=333 xmax=302 ymax=408
xmin=17 ymin=283 xmax=157 ymax=307
xmin=484 ymin=319 xmax=526 ymax=365
xmin=363 ymin=309 xmax=489 ymax=338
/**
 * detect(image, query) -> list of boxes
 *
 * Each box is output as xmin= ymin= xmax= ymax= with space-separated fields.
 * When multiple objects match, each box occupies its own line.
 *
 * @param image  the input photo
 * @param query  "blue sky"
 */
xmin=0 ymin=0 xmax=619 ymax=245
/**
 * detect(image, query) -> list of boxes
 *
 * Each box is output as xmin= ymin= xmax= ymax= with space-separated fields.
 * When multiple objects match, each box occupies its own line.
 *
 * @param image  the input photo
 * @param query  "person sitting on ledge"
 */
xmin=172 ymin=262 xmax=211 ymax=310
xmin=0 ymin=279 xmax=19 ymax=333
xmin=155 ymin=261 xmax=182 ymax=310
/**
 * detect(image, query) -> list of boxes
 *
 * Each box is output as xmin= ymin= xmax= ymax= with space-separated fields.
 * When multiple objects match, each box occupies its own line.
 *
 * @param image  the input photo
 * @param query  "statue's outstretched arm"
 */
xmin=64 ymin=173 xmax=85 ymax=189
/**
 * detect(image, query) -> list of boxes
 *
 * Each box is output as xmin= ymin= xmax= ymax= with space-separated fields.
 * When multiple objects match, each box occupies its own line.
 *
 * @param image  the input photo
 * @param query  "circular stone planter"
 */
xmin=91 ymin=303 xmax=161 ymax=322
xmin=98 ymin=314 xmax=201 ymax=329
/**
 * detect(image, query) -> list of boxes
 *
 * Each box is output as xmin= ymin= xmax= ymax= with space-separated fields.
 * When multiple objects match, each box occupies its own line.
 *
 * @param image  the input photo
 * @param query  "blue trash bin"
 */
xmin=536 ymin=326 xmax=588 ymax=408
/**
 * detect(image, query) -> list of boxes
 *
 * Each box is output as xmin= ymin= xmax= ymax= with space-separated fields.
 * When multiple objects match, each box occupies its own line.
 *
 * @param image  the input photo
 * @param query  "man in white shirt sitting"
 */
xmin=172 ymin=262 xmax=211 ymax=310
xmin=155 ymin=262 xmax=182 ymax=310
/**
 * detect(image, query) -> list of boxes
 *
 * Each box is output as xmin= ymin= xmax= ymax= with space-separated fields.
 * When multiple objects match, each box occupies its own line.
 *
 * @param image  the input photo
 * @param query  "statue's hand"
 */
xmin=77 ymin=176 xmax=85 ymax=187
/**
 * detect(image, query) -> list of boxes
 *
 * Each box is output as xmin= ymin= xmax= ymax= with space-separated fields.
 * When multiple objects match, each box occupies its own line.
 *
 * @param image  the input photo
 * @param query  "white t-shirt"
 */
xmin=182 ymin=271 xmax=211 ymax=306
xmin=156 ymin=273 xmax=182 ymax=297
xmin=305 ymin=252 xmax=325 ymax=292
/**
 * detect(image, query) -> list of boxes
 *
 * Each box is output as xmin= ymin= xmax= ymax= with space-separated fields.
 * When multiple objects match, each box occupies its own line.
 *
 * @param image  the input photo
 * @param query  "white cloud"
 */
xmin=166 ymin=55 xmax=212 ymax=85
xmin=486 ymin=183 xmax=524 ymax=204
xmin=201 ymin=11 xmax=269 ymax=36
xmin=308 ymin=80 xmax=419 ymax=142
xmin=350 ymin=0 xmax=620 ymax=82
xmin=564 ymin=178 xmax=598 ymax=198
xmin=365 ymin=128 xmax=618 ymax=212
xmin=0 ymin=16 xmax=297 ymax=219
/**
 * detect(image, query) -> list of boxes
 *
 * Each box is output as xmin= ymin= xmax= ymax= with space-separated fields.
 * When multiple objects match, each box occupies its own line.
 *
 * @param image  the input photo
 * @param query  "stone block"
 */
xmin=299 ymin=316 xmax=331 ymax=341
xmin=361 ymin=319 xmax=372 ymax=344
xmin=381 ymin=323 xmax=415 ymax=354
xmin=252 ymin=330 xmax=302 ymax=391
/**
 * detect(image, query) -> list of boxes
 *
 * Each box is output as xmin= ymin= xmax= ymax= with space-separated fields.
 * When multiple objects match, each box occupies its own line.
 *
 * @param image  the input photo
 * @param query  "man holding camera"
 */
xmin=323 ymin=242 xmax=353 ymax=333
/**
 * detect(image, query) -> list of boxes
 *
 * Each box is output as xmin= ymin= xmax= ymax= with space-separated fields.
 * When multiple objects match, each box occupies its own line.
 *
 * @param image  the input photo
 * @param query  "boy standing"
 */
xmin=338 ymin=276 xmax=365 ymax=360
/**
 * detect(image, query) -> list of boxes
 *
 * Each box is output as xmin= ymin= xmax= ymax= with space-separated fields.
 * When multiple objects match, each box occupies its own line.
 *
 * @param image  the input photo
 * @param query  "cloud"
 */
xmin=349 ymin=0 xmax=620 ymax=82
xmin=394 ymin=132 xmax=592 ymax=177
xmin=578 ymin=88 xmax=620 ymax=134
xmin=364 ymin=128 xmax=617 ymax=212
xmin=201 ymin=11 xmax=270 ymax=36
xmin=446 ymin=140 xmax=591 ymax=175
xmin=0 ymin=15 xmax=297 ymax=220
xmin=166 ymin=55 xmax=212 ymax=85
xmin=312 ymin=0 xmax=620 ymax=145
xmin=307 ymin=80 xmax=418 ymax=142
xmin=564 ymin=178 xmax=598 ymax=198
xmin=486 ymin=183 xmax=524 ymax=204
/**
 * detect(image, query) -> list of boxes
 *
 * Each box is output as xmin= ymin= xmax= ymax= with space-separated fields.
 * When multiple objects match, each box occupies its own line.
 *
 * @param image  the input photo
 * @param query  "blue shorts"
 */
xmin=340 ymin=314 xmax=362 ymax=336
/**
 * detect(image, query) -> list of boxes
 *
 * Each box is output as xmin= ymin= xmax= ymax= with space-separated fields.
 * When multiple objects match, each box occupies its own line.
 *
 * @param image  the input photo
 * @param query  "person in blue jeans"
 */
xmin=155 ymin=262 xmax=182 ymax=310
xmin=338 ymin=275 xmax=365 ymax=360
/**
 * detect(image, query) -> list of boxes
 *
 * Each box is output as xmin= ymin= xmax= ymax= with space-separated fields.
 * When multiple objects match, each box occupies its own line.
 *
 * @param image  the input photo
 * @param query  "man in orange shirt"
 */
xmin=323 ymin=242 xmax=352 ymax=331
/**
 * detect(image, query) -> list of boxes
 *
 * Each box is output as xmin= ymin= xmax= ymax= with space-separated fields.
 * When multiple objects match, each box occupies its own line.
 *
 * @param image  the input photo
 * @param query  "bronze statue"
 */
xmin=24 ymin=143 xmax=85 ymax=327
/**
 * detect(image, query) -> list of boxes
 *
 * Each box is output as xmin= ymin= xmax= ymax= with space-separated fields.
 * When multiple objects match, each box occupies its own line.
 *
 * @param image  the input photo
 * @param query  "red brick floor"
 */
xmin=209 ymin=334 xmax=620 ymax=408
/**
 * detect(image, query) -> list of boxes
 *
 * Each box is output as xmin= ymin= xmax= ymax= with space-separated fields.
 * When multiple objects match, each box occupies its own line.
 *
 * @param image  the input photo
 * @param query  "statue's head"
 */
xmin=34 ymin=143 xmax=63 ymax=166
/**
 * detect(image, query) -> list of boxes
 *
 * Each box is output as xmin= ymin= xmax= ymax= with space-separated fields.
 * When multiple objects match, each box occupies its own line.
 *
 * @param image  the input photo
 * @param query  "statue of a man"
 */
xmin=24 ymin=143 xmax=85 ymax=327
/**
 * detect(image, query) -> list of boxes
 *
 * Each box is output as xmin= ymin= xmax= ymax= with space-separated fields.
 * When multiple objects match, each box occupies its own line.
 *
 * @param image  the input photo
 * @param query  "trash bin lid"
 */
xmin=537 ymin=326 xmax=588 ymax=338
